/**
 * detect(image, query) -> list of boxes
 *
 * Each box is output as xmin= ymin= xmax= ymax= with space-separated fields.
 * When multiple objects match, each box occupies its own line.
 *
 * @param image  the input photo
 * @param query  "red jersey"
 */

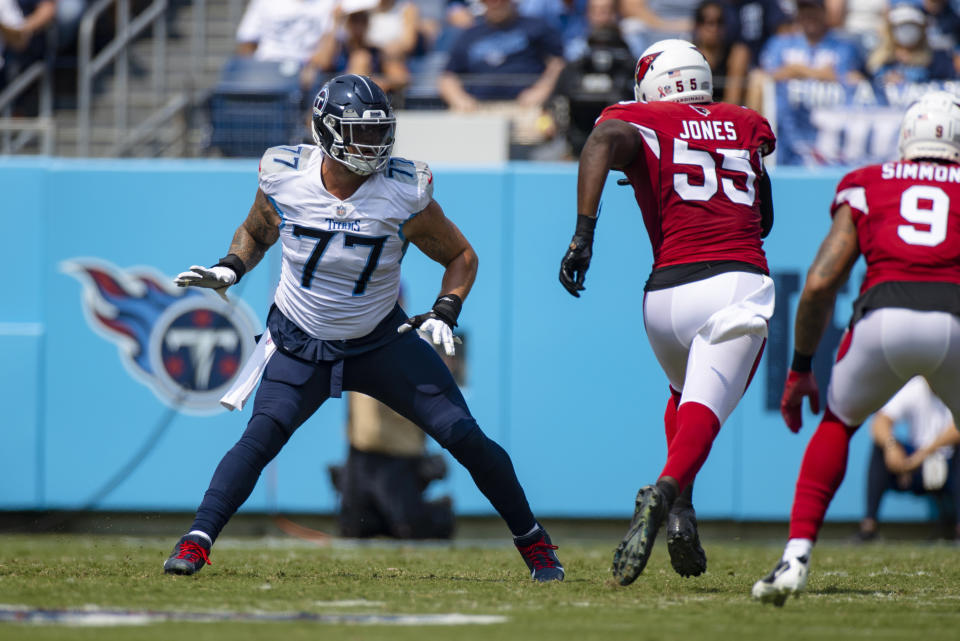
xmin=831 ymin=162 xmax=960 ymax=295
xmin=595 ymin=100 xmax=775 ymax=272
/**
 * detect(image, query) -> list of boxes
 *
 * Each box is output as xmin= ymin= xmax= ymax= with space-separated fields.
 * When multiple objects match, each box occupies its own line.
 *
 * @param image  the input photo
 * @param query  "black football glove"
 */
xmin=559 ymin=215 xmax=596 ymax=298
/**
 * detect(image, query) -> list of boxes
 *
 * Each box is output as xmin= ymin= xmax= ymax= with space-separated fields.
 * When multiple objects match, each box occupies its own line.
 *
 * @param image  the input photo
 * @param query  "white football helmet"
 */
xmin=898 ymin=90 xmax=960 ymax=163
xmin=634 ymin=39 xmax=713 ymax=104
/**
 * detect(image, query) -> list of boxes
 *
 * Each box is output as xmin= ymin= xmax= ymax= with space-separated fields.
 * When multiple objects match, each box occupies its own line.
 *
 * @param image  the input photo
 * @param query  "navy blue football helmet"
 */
xmin=311 ymin=74 xmax=396 ymax=176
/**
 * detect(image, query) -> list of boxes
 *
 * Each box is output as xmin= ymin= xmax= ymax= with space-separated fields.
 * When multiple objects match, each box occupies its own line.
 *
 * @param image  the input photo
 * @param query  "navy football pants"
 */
xmin=191 ymin=331 xmax=536 ymax=540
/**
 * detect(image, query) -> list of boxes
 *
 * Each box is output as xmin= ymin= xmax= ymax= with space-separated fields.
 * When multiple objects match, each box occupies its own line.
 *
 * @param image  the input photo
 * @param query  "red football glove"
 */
xmin=780 ymin=369 xmax=820 ymax=433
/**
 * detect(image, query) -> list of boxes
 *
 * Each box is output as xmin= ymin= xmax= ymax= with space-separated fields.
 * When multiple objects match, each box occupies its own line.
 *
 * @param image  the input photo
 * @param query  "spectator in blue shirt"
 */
xmin=758 ymin=0 xmax=863 ymax=83
xmin=438 ymin=0 xmax=564 ymax=109
xmin=746 ymin=0 xmax=863 ymax=133
xmin=867 ymin=2 xmax=956 ymax=87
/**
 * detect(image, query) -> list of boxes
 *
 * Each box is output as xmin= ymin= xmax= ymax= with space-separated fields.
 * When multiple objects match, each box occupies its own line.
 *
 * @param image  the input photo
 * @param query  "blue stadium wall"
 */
xmin=0 ymin=158 xmax=934 ymax=523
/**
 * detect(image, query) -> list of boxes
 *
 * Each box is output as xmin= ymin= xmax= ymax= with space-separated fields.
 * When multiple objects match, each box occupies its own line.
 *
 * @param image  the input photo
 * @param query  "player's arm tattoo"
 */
xmin=793 ymin=204 xmax=860 ymax=356
xmin=577 ymin=119 xmax=642 ymax=218
xmin=228 ymin=188 xmax=281 ymax=273
xmin=403 ymin=199 xmax=477 ymax=302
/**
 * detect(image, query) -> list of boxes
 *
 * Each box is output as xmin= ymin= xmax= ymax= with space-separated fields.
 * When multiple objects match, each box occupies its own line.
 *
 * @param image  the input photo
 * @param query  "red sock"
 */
xmin=664 ymin=387 xmax=682 ymax=447
xmin=788 ymin=409 xmax=860 ymax=541
xmin=660 ymin=401 xmax=721 ymax=491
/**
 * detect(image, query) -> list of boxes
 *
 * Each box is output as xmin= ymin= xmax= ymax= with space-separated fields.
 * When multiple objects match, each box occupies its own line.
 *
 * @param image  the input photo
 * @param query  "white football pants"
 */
xmin=827 ymin=307 xmax=960 ymax=427
xmin=643 ymin=271 xmax=774 ymax=424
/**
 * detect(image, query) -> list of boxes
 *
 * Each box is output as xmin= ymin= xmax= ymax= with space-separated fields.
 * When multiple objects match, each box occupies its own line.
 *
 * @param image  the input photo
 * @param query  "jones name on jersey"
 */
xmin=259 ymin=144 xmax=433 ymax=340
xmin=597 ymin=100 xmax=775 ymax=272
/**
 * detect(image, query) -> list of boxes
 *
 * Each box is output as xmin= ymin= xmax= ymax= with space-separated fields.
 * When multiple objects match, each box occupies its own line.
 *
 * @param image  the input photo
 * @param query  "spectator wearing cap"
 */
xmin=867 ymin=1 xmax=956 ymax=86
xmin=747 ymin=0 xmax=863 ymax=111
xmin=303 ymin=0 xmax=411 ymax=94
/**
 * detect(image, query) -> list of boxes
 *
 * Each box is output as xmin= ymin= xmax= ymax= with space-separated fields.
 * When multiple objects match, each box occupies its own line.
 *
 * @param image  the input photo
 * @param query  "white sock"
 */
xmin=187 ymin=530 xmax=213 ymax=546
xmin=783 ymin=538 xmax=812 ymax=561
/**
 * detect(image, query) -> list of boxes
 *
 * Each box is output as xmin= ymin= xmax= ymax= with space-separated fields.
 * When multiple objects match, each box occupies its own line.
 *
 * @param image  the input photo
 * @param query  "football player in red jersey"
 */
xmin=559 ymin=39 xmax=777 ymax=585
xmin=753 ymin=91 xmax=960 ymax=606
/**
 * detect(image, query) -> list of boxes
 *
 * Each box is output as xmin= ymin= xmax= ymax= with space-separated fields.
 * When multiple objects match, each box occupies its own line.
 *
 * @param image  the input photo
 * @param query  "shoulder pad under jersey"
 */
xmin=384 ymin=156 xmax=434 ymax=201
xmin=259 ymin=145 xmax=318 ymax=178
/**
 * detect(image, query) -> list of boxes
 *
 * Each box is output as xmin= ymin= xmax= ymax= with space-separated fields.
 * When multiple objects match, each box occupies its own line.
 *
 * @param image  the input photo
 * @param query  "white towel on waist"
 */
xmin=697 ymin=275 xmax=775 ymax=344
xmin=220 ymin=328 xmax=276 ymax=411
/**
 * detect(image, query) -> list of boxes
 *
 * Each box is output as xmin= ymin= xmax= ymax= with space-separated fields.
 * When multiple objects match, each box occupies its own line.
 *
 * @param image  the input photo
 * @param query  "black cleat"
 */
xmin=163 ymin=534 xmax=212 ymax=575
xmin=515 ymin=525 xmax=565 ymax=582
xmin=666 ymin=504 xmax=707 ymax=577
xmin=612 ymin=484 xmax=668 ymax=585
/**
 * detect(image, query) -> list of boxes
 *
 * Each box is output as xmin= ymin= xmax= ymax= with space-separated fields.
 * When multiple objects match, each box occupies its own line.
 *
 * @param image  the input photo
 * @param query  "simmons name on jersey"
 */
xmin=832 ymin=161 xmax=960 ymax=293
xmin=259 ymin=144 xmax=433 ymax=340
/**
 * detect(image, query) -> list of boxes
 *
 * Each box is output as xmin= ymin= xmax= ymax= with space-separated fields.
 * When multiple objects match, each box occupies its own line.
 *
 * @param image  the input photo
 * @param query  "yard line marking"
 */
xmin=0 ymin=606 xmax=506 ymax=627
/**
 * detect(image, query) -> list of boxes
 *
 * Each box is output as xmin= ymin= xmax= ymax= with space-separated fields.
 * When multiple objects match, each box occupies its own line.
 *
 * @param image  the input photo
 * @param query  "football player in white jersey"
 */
xmin=162 ymin=74 xmax=564 ymax=582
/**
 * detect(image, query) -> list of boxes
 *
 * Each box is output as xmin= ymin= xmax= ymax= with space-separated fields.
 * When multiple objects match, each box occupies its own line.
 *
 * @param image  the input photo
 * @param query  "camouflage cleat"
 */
xmin=666 ymin=504 xmax=707 ymax=577
xmin=163 ymin=534 xmax=212 ymax=576
xmin=612 ymin=484 xmax=668 ymax=585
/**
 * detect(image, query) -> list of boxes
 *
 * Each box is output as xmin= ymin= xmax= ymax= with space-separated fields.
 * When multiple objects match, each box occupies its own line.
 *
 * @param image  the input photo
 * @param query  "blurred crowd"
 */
xmin=0 ymin=1 xmax=85 ymax=73
xmin=218 ymin=0 xmax=960 ymax=158
xmin=1 ymin=0 xmax=959 ymax=157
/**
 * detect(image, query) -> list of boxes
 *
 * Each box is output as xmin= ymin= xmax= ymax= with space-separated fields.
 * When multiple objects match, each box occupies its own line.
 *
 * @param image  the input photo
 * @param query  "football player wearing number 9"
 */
xmin=753 ymin=91 xmax=960 ymax=606
xmin=163 ymin=74 xmax=564 ymax=582
xmin=559 ymin=39 xmax=777 ymax=586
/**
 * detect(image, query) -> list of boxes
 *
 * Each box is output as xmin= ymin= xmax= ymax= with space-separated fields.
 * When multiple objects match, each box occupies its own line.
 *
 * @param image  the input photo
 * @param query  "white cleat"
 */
xmin=751 ymin=555 xmax=809 ymax=607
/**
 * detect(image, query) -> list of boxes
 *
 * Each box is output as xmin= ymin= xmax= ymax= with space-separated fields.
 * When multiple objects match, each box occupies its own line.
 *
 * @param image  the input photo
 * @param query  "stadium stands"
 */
xmin=0 ymin=0 xmax=957 ymax=162
xmin=208 ymin=56 xmax=305 ymax=157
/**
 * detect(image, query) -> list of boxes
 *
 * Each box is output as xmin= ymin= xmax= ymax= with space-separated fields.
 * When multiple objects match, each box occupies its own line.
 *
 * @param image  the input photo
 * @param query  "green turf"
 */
xmin=1 ymin=533 xmax=959 ymax=640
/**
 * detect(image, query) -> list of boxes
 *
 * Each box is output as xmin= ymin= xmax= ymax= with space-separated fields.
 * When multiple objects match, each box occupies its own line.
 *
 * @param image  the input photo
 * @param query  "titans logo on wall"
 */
xmin=62 ymin=258 xmax=258 ymax=414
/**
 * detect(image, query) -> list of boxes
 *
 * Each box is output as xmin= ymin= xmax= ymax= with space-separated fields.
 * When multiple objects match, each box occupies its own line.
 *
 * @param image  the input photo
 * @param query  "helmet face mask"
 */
xmin=634 ymin=38 xmax=713 ymax=104
xmin=898 ymin=90 xmax=960 ymax=164
xmin=312 ymin=75 xmax=396 ymax=176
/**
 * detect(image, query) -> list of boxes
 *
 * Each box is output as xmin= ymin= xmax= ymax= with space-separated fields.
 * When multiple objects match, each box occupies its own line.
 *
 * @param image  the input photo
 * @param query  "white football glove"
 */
xmin=174 ymin=265 xmax=236 ymax=301
xmin=397 ymin=294 xmax=463 ymax=357
xmin=406 ymin=317 xmax=457 ymax=356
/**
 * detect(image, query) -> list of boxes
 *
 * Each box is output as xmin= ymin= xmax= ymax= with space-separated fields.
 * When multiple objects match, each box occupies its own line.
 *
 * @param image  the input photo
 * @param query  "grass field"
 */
xmin=2 ymin=529 xmax=959 ymax=640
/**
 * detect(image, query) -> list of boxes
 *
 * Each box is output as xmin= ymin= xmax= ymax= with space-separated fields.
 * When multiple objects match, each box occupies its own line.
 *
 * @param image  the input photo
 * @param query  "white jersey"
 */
xmin=259 ymin=144 xmax=433 ymax=340
xmin=235 ymin=0 xmax=335 ymax=65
